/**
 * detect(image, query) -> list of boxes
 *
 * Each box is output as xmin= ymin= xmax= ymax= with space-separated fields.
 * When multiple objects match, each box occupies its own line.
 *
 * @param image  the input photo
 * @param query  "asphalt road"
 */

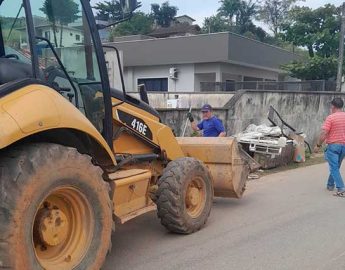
xmin=103 ymin=163 xmax=345 ymax=270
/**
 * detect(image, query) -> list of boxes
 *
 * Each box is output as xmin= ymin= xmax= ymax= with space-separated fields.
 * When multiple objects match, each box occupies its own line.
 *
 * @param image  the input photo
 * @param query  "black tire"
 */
xmin=156 ymin=157 xmax=213 ymax=234
xmin=0 ymin=143 xmax=112 ymax=270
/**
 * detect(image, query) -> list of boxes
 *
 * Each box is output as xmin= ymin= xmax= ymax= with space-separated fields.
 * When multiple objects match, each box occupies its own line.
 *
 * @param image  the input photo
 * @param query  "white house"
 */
xmin=174 ymin=15 xmax=196 ymax=25
xmin=34 ymin=24 xmax=84 ymax=47
xmin=18 ymin=20 xmax=84 ymax=48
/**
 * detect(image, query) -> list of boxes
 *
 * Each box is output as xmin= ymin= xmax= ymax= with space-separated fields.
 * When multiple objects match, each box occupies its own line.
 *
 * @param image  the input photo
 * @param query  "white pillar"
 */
xmin=126 ymin=67 xmax=135 ymax=91
xmin=216 ymin=71 xmax=222 ymax=82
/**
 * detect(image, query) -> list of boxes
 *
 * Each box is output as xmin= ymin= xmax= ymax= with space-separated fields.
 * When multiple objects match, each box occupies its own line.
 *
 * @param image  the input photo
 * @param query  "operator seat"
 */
xmin=0 ymin=58 xmax=33 ymax=84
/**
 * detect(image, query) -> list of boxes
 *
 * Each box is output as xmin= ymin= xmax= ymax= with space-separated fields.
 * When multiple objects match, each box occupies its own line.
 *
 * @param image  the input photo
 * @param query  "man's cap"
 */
xmin=331 ymin=97 xmax=344 ymax=109
xmin=201 ymin=104 xmax=212 ymax=112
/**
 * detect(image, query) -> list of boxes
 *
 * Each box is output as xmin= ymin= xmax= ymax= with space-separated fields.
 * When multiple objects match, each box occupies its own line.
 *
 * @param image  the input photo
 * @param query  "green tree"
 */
xmin=94 ymin=0 xmax=141 ymax=21
xmin=203 ymin=0 xmax=271 ymax=42
xmin=94 ymin=0 xmax=122 ymax=21
xmin=40 ymin=0 xmax=58 ymax=47
xmin=281 ymin=4 xmax=341 ymax=80
xmin=218 ymin=0 xmax=258 ymax=33
xmin=282 ymin=56 xmax=339 ymax=80
xmin=236 ymin=0 xmax=258 ymax=33
xmin=111 ymin=12 xmax=153 ymax=38
xmin=202 ymin=15 xmax=229 ymax=33
xmin=57 ymin=0 xmax=79 ymax=47
xmin=258 ymin=0 xmax=300 ymax=37
xmin=282 ymin=4 xmax=340 ymax=58
xmin=218 ymin=0 xmax=242 ymax=26
xmin=151 ymin=2 xmax=178 ymax=28
xmin=40 ymin=0 xmax=79 ymax=47
xmin=247 ymin=24 xmax=267 ymax=41
xmin=216 ymin=0 xmax=265 ymax=40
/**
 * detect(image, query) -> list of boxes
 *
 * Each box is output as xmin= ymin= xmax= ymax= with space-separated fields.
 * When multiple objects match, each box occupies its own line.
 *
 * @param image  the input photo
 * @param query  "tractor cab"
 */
xmin=0 ymin=0 xmax=138 ymax=147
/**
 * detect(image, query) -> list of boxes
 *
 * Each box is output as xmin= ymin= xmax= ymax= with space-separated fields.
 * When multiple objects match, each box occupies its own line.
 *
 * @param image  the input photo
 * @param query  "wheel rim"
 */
xmin=33 ymin=187 xmax=94 ymax=270
xmin=185 ymin=177 xmax=206 ymax=218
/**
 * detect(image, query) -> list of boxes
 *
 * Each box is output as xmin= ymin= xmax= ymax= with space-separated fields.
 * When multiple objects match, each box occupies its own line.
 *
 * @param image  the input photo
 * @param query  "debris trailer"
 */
xmin=0 ymin=0 xmax=256 ymax=269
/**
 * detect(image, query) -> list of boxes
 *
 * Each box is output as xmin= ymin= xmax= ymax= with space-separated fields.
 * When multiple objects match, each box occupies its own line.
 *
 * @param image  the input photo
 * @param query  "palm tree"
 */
xmin=218 ymin=0 xmax=242 ymax=26
xmin=57 ymin=0 xmax=79 ymax=47
xmin=40 ymin=0 xmax=58 ymax=47
xmin=236 ymin=0 xmax=258 ymax=33
xmin=218 ymin=0 xmax=258 ymax=32
xmin=40 ymin=0 xmax=79 ymax=47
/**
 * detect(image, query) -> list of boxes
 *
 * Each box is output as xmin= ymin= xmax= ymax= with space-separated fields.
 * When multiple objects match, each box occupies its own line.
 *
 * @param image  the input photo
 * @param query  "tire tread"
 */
xmin=156 ymin=157 xmax=213 ymax=234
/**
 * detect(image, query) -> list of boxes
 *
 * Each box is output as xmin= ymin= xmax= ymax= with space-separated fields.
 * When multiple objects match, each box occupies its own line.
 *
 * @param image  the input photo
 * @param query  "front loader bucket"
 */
xmin=177 ymin=137 xmax=256 ymax=198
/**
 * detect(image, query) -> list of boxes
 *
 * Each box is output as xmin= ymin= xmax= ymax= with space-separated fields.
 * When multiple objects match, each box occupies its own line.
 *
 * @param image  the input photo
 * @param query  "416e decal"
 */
xmin=117 ymin=110 xmax=153 ymax=140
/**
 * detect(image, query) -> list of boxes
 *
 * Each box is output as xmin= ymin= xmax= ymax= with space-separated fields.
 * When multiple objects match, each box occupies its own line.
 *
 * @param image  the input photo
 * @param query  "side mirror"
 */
xmin=138 ymin=84 xmax=149 ymax=104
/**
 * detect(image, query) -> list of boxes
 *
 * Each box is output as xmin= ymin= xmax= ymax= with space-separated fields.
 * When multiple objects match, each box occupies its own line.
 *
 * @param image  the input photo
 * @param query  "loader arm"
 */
xmin=110 ymin=91 xmax=185 ymax=161
xmin=108 ymin=91 xmax=251 ymax=201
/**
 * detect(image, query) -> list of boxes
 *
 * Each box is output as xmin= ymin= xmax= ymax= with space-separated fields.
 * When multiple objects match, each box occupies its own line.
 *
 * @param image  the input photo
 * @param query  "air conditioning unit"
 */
xmin=169 ymin=67 xmax=178 ymax=80
xmin=167 ymin=99 xmax=180 ymax=108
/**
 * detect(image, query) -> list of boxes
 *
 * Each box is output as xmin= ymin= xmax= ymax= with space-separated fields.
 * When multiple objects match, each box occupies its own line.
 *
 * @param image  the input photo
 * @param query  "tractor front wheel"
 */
xmin=156 ymin=157 xmax=213 ymax=234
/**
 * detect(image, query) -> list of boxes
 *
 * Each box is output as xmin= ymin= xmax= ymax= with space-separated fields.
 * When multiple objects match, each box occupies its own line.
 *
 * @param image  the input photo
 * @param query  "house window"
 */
xmin=76 ymin=34 xmax=80 ymax=41
xmin=243 ymin=76 xmax=263 ymax=89
xmin=70 ymin=33 xmax=73 ymax=36
xmin=44 ymin=31 xmax=50 ymax=40
xmin=263 ymin=79 xmax=277 ymax=90
xmin=138 ymin=78 xmax=168 ymax=92
xmin=225 ymin=80 xmax=235 ymax=91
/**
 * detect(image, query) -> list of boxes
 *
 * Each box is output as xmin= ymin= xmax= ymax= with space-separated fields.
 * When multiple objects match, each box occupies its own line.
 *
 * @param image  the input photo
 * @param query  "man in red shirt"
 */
xmin=315 ymin=98 xmax=345 ymax=197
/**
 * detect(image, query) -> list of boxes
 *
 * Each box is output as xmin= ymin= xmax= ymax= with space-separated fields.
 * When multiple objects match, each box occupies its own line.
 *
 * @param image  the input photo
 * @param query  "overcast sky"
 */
xmin=26 ymin=1 xmax=345 ymax=25
xmin=134 ymin=0 xmax=344 ymax=25
xmin=4 ymin=1 xmax=342 ymax=26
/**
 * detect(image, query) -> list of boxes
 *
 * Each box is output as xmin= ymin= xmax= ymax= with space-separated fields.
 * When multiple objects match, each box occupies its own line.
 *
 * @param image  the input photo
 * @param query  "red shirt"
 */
xmin=322 ymin=111 xmax=345 ymax=144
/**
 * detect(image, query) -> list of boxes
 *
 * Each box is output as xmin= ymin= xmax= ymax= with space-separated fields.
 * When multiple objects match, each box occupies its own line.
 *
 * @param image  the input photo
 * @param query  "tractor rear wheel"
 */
xmin=156 ymin=157 xmax=213 ymax=234
xmin=0 ymin=143 xmax=112 ymax=270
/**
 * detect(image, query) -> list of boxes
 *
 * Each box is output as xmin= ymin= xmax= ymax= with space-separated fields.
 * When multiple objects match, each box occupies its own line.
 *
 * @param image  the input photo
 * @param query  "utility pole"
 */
xmin=336 ymin=2 xmax=345 ymax=92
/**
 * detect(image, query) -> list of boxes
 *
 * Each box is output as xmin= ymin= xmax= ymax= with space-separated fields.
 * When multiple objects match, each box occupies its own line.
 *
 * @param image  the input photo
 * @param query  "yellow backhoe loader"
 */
xmin=0 ymin=1 xmax=257 ymax=269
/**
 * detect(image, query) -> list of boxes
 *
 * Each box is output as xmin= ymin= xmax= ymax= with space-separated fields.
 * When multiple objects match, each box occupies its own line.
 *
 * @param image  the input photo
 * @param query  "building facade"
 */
xmin=105 ymin=32 xmax=301 ymax=92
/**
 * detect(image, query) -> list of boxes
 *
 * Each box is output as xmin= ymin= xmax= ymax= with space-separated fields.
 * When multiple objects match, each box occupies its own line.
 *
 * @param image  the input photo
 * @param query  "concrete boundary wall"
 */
xmin=127 ymin=92 xmax=234 ymax=109
xmin=157 ymin=90 xmax=345 ymax=146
